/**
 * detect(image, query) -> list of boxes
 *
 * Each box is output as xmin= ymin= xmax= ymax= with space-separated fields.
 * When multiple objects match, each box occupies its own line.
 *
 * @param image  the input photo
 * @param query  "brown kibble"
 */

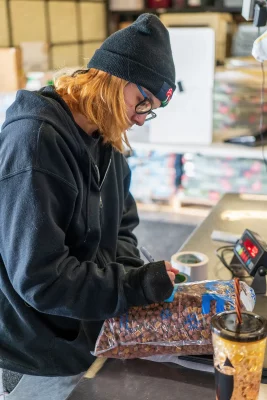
xmin=201 ymin=330 xmax=209 ymax=339
xmin=155 ymin=321 xmax=161 ymax=329
xmin=139 ymin=310 xmax=147 ymax=317
xmin=94 ymin=281 xmax=250 ymax=360
xmin=133 ymin=330 xmax=142 ymax=338
xmin=171 ymin=313 xmax=178 ymax=321
xmin=192 ymin=332 xmax=201 ymax=341
xmin=206 ymin=316 xmax=212 ymax=324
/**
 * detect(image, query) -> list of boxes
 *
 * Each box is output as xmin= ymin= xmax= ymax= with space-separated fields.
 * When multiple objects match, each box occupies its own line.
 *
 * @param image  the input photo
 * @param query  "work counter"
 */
xmin=68 ymin=193 xmax=267 ymax=399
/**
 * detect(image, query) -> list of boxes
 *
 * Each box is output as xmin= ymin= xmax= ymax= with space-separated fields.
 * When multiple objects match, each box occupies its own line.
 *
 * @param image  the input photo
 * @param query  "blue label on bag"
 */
xmin=164 ymin=284 xmax=180 ymax=302
xmin=201 ymin=281 xmax=235 ymax=314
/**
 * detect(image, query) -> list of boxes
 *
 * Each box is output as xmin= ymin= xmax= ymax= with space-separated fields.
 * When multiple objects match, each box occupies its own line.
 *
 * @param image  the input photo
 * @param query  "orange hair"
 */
xmin=54 ymin=68 xmax=131 ymax=152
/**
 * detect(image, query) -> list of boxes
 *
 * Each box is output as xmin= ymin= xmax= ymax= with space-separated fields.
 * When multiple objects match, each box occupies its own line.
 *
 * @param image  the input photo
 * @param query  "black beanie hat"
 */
xmin=87 ymin=13 xmax=176 ymax=107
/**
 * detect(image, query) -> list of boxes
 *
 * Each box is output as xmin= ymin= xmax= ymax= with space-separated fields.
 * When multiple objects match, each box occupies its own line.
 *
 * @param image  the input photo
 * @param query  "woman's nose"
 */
xmin=132 ymin=113 xmax=147 ymax=126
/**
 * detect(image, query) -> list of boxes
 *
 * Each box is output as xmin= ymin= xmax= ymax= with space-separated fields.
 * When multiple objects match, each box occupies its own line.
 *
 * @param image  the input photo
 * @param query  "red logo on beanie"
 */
xmin=162 ymin=88 xmax=173 ymax=107
xmin=166 ymin=88 xmax=173 ymax=102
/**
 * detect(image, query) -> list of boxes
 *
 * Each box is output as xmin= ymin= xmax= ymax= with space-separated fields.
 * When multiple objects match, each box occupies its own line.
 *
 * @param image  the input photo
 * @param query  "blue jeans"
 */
xmin=0 ymin=369 xmax=84 ymax=400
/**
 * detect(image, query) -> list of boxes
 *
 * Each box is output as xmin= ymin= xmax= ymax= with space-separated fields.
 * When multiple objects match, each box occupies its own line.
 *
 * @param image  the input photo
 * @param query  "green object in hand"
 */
xmin=175 ymin=273 xmax=188 ymax=284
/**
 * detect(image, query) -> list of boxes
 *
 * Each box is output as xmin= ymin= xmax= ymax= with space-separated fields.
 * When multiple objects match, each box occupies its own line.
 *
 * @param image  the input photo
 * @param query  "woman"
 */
xmin=0 ymin=13 xmax=177 ymax=399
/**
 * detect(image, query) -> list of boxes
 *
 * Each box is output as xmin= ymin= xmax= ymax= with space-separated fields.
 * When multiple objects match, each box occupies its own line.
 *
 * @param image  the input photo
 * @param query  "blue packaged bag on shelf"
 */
xmin=93 ymin=280 xmax=255 ymax=359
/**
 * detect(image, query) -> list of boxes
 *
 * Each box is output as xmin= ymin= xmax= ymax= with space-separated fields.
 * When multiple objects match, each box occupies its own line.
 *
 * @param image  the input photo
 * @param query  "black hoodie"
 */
xmin=0 ymin=86 xmax=173 ymax=376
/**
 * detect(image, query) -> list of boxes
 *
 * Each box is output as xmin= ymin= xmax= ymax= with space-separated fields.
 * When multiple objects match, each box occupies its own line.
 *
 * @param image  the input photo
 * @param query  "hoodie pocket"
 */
xmin=51 ymin=326 xmax=96 ymax=376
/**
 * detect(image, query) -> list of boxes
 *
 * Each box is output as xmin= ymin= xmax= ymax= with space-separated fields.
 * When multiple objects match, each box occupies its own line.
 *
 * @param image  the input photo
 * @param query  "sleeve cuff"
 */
xmin=139 ymin=261 xmax=174 ymax=303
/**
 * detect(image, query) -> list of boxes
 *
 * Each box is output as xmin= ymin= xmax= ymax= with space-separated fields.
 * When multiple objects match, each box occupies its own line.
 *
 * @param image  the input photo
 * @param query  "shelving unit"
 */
xmin=109 ymin=6 xmax=242 ymax=15
xmin=128 ymin=140 xmax=265 ymax=160
xmin=106 ymin=1 xmax=243 ymax=34
xmin=126 ymin=130 xmax=267 ymax=209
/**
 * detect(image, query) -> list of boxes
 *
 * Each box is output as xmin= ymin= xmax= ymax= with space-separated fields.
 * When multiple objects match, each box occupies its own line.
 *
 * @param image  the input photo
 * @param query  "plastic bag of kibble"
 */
xmin=93 ymin=280 xmax=256 ymax=359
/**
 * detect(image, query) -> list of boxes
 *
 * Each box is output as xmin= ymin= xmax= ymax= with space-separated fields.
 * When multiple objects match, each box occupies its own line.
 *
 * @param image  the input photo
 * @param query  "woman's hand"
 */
xmin=164 ymin=261 xmax=179 ymax=285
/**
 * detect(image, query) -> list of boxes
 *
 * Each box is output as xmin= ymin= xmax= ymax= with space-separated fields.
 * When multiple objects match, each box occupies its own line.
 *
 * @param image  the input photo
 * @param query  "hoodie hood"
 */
xmin=2 ymin=86 xmax=86 ymax=159
xmin=3 ymin=86 xmax=72 ymax=128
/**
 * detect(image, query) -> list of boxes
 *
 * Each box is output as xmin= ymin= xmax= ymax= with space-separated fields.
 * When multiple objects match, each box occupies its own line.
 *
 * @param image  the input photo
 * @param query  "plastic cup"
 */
xmin=211 ymin=311 xmax=267 ymax=400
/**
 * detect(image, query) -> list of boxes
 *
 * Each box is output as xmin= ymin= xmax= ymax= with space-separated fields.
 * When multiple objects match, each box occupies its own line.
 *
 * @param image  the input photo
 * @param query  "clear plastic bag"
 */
xmin=93 ymin=280 xmax=255 ymax=359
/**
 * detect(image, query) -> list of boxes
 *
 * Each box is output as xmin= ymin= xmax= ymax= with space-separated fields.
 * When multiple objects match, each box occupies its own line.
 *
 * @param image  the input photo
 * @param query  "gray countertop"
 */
xmin=179 ymin=193 xmax=267 ymax=281
xmin=67 ymin=193 xmax=267 ymax=400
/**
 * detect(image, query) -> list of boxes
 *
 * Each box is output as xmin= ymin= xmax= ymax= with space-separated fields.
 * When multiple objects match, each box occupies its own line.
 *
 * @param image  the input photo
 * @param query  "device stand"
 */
xmin=251 ymin=270 xmax=267 ymax=295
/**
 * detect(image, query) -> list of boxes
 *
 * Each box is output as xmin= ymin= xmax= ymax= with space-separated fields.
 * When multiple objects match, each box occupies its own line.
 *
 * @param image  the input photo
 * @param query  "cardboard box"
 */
xmin=0 ymin=47 xmax=25 ymax=91
xmin=109 ymin=0 xmax=144 ymax=11
xmin=20 ymin=42 xmax=49 ymax=73
xmin=160 ymin=12 xmax=234 ymax=63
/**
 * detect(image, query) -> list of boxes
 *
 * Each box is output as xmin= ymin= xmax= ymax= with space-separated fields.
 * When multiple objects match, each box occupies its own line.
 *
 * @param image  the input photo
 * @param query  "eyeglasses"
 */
xmin=135 ymin=85 xmax=157 ymax=122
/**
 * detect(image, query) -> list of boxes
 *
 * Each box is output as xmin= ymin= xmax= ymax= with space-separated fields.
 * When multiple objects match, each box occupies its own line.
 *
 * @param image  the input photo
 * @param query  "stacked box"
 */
xmin=128 ymin=150 xmax=177 ymax=203
xmin=181 ymin=154 xmax=267 ymax=202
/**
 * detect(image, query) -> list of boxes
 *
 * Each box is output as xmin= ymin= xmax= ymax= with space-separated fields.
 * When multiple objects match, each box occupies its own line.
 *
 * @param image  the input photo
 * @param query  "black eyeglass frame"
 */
xmin=135 ymin=85 xmax=157 ymax=121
